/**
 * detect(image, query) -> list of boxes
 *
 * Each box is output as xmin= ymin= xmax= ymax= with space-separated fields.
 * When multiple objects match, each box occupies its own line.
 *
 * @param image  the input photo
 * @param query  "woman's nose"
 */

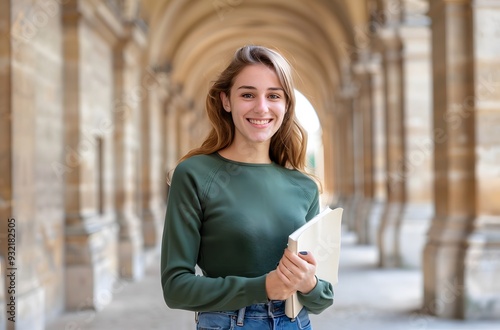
xmin=254 ymin=96 xmax=268 ymax=113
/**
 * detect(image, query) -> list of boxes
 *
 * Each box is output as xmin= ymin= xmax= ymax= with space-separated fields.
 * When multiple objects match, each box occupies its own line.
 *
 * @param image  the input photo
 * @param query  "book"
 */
xmin=284 ymin=207 xmax=343 ymax=319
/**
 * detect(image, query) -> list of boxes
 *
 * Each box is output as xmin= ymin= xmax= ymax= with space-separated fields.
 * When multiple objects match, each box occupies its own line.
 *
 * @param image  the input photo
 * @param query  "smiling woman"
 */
xmin=219 ymin=64 xmax=287 ymax=162
xmin=160 ymin=45 xmax=334 ymax=329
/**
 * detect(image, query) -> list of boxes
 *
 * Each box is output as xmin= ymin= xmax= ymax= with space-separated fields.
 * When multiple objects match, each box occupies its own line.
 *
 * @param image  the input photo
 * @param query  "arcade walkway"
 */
xmin=47 ymin=232 xmax=498 ymax=330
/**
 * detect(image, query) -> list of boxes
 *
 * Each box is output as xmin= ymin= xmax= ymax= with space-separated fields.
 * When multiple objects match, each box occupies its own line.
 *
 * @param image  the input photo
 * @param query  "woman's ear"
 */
xmin=220 ymin=92 xmax=231 ymax=112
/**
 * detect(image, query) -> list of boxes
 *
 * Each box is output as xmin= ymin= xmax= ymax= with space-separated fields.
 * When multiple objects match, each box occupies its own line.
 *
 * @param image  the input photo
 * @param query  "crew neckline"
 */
xmin=214 ymin=152 xmax=275 ymax=167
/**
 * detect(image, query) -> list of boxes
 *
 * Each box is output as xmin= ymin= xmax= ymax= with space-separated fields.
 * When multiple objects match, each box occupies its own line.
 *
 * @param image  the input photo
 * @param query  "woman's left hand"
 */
xmin=276 ymin=249 xmax=318 ymax=294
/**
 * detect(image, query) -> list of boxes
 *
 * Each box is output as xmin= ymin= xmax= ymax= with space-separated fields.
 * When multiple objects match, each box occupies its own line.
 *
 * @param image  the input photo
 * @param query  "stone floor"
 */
xmin=47 ymin=233 xmax=499 ymax=330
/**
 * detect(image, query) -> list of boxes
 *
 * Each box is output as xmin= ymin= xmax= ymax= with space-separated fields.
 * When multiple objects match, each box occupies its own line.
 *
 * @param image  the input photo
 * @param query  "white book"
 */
xmin=284 ymin=207 xmax=343 ymax=319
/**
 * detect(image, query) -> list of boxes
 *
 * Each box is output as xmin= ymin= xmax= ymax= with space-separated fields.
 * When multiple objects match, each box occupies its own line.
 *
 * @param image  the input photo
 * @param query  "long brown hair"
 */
xmin=180 ymin=45 xmax=308 ymax=170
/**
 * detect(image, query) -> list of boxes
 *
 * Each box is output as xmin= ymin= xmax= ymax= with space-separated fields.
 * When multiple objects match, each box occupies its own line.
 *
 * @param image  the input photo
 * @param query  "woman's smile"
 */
xmin=220 ymin=64 xmax=287 ymax=149
xmin=247 ymin=118 xmax=273 ymax=127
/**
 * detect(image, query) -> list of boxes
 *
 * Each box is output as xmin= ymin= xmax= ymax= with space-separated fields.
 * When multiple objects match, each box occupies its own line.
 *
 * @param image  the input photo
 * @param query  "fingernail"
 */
xmin=299 ymin=251 xmax=308 ymax=255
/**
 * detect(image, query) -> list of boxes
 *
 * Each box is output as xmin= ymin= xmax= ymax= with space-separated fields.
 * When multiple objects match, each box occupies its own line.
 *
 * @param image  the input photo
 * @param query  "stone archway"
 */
xmin=141 ymin=0 xmax=366 ymax=201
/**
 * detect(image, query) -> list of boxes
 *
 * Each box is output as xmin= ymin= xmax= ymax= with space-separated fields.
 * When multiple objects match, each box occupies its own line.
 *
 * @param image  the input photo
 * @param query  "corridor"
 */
xmin=2 ymin=1 xmax=500 ymax=328
xmin=47 ymin=232 xmax=499 ymax=330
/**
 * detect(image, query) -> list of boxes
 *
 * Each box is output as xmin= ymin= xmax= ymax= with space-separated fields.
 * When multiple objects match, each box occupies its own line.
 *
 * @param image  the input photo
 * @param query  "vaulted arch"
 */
xmin=144 ymin=0 xmax=361 ymax=116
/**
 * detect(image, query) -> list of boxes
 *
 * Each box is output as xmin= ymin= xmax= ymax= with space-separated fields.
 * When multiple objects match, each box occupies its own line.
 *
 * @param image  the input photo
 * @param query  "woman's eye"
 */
xmin=242 ymin=93 xmax=253 ymax=98
xmin=269 ymin=94 xmax=281 ymax=99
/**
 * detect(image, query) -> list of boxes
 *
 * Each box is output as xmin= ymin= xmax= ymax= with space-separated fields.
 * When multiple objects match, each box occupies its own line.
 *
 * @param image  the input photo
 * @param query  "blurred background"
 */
xmin=0 ymin=0 xmax=499 ymax=329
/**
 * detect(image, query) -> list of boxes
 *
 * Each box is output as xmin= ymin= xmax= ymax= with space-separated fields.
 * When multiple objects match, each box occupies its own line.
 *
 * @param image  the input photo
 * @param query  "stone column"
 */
xmin=164 ymin=91 xmax=178 ymax=172
xmin=0 ymin=2 xmax=15 ymax=329
xmin=140 ymin=69 xmax=166 ymax=249
xmin=367 ymin=55 xmax=388 ymax=245
xmin=336 ymin=91 xmax=357 ymax=231
xmin=62 ymin=1 xmax=120 ymax=311
xmin=332 ymin=99 xmax=345 ymax=208
xmin=176 ymin=99 xmax=192 ymax=158
xmin=464 ymin=0 xmax=500 ymax=319
xmin=423 ymin=0 xmax=476 ymax=318
xmin=170 ymin=91 xmax=184 ymax=163
xmin=4 ymin=0 xmax=66 ymax=327
xmin=398 ymin=6 xmax=433 ymax=268
xmin=353 ymin=59 xmax=376 ymax=244
xmin=377 ymin=24 xmax=406 ymax=267
xmin=113 ymin=23 xmax=146 ymax=280
xmin=351 ymin=87 xmax=365 ymax=237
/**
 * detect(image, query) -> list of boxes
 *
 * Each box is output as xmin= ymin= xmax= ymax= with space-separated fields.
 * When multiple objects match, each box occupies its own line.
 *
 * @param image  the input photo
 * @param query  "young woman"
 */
xmin=161 ymin=45 xmax=333 ymax=329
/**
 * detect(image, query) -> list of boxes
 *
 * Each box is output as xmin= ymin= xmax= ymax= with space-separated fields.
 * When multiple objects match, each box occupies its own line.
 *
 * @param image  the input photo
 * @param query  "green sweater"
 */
xmin=160 ymin=153 xmax=334 ymax=313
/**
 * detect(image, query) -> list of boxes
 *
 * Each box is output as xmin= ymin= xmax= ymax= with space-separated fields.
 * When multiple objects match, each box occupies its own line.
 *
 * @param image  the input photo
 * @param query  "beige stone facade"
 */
xmin=0 ymin=0 xmax=499 ymax=328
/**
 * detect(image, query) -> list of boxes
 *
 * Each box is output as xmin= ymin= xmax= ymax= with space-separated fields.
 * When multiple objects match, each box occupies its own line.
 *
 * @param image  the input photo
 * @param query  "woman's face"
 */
xmin=220 ymin=64 xmax=287 ymax=149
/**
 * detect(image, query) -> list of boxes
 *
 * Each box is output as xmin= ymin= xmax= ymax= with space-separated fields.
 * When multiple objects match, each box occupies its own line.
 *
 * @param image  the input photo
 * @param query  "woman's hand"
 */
xmin=265 ymin=270 xmax=296 ymax=300
xmin=276 ymin=249 xmax=318 ymax=294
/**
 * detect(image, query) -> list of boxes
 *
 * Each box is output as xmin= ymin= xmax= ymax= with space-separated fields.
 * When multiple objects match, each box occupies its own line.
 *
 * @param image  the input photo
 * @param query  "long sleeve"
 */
xmin=160 ymin=154 xmax=334 ymax=314
xmin=160 ymin=162 xmax=269 ymax=312
xmin=297 ymin=279 xmax=334 ymax=314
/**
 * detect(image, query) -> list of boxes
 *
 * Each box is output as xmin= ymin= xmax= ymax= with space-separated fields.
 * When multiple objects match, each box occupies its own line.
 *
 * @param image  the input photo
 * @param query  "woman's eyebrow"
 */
xmin=237 ymin=85 xmax=257 ymax=90
xmin=237 ymin=85 xmax=284 ymax=91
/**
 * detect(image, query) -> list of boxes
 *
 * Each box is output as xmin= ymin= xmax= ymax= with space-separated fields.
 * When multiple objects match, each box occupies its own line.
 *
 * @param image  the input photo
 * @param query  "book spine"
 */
xmin=287 ymin=237 xmax=298 ymax=254
xmin=285 ymin=237 xmax=300 ymax=318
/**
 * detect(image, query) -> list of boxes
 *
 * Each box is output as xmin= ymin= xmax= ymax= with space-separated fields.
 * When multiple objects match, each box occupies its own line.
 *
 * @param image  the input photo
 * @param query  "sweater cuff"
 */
xmin=297 ymin=276 xmax=321 ymax=300
xmin=245 ymin=275 xmax=269 ymax=304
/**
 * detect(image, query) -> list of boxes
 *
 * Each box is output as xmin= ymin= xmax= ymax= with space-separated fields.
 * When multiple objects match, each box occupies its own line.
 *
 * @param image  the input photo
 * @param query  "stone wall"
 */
xmin=114 ymin=25 xmax=148 ymax=279
xmin=465 ymin=1 xmax=500 ymax=319
xmin=79 ymin=20 xmax=115 ymax=215
xmin=368 ymin=55 xmax=387 ymax=246
xmin=9 ymin=0 xmax=65 ymax=327
xmin=141 ymin=84 xmax=166 ymax=249
xmin=399 ymin=19 xmax=433 ymax=269
xmin=0 ymin=0 xmax=13 ymax=328
xmin=62 ymin=0 xmax=120 ymax=312
xmin=31 ymin=1 xmax=65 ymax=321
xmin=2 ymin=0 xmax=500 ymax=327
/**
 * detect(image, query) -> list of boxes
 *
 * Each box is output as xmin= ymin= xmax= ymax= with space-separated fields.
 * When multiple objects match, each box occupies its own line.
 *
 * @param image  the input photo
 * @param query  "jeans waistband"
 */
xmin=204 ymin=300 xmax=285 ymax=326
xmin=246 ymin=300 xmax=285 ymax=315
xmin=236 ymin=300 xmax=286 ymax=326
xmin=195 ymin=301 xmax=292 ymax=327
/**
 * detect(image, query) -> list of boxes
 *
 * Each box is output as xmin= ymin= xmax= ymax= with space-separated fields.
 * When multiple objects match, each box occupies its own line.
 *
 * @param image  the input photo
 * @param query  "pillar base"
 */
xmin=16 ymin=285 xmax=45 ymax=330
xmin=367 ymin=199 xmax=385 ymax=245
xmin=377 ymin=202 xmax=404 ymax=267
xmin=142 ymin=206 xmax=163 ymax=248
xmin=465 ymin=217 xmax=500 ymax=319
xmin=118 ymin=211 xmax=145 ymax=280
xmin=354 ymin=198 xmax=372 ymax=245
xmin=119 ymin=235 xmax=144 ymax=280
xmin=399 ymin=203 xmax=432 ymax=268
xmin=338 ymin=195 xmax=360 ymax=233
xmin=422 ymin=215 xmax=470 ymax=319
xmin=423 ymin=241 xmax=466 ymax=318
xmin=65 ymin=215 xmax=119 ymax=311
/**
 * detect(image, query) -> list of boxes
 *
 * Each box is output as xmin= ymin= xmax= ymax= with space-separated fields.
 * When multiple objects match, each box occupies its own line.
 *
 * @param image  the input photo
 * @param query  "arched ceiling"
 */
xmin=140 ymin=0 xmax=369 ymax=122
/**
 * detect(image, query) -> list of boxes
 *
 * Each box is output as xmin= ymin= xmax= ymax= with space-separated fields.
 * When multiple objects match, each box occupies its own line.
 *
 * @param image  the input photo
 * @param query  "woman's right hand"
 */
xmin=265 ymin=270 xmax=296 ymax=300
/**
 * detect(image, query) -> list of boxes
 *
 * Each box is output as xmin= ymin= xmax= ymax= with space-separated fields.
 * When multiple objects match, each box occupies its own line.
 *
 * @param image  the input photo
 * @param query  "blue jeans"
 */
xmin=196 ymin=300 xmax=312 ymax=329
